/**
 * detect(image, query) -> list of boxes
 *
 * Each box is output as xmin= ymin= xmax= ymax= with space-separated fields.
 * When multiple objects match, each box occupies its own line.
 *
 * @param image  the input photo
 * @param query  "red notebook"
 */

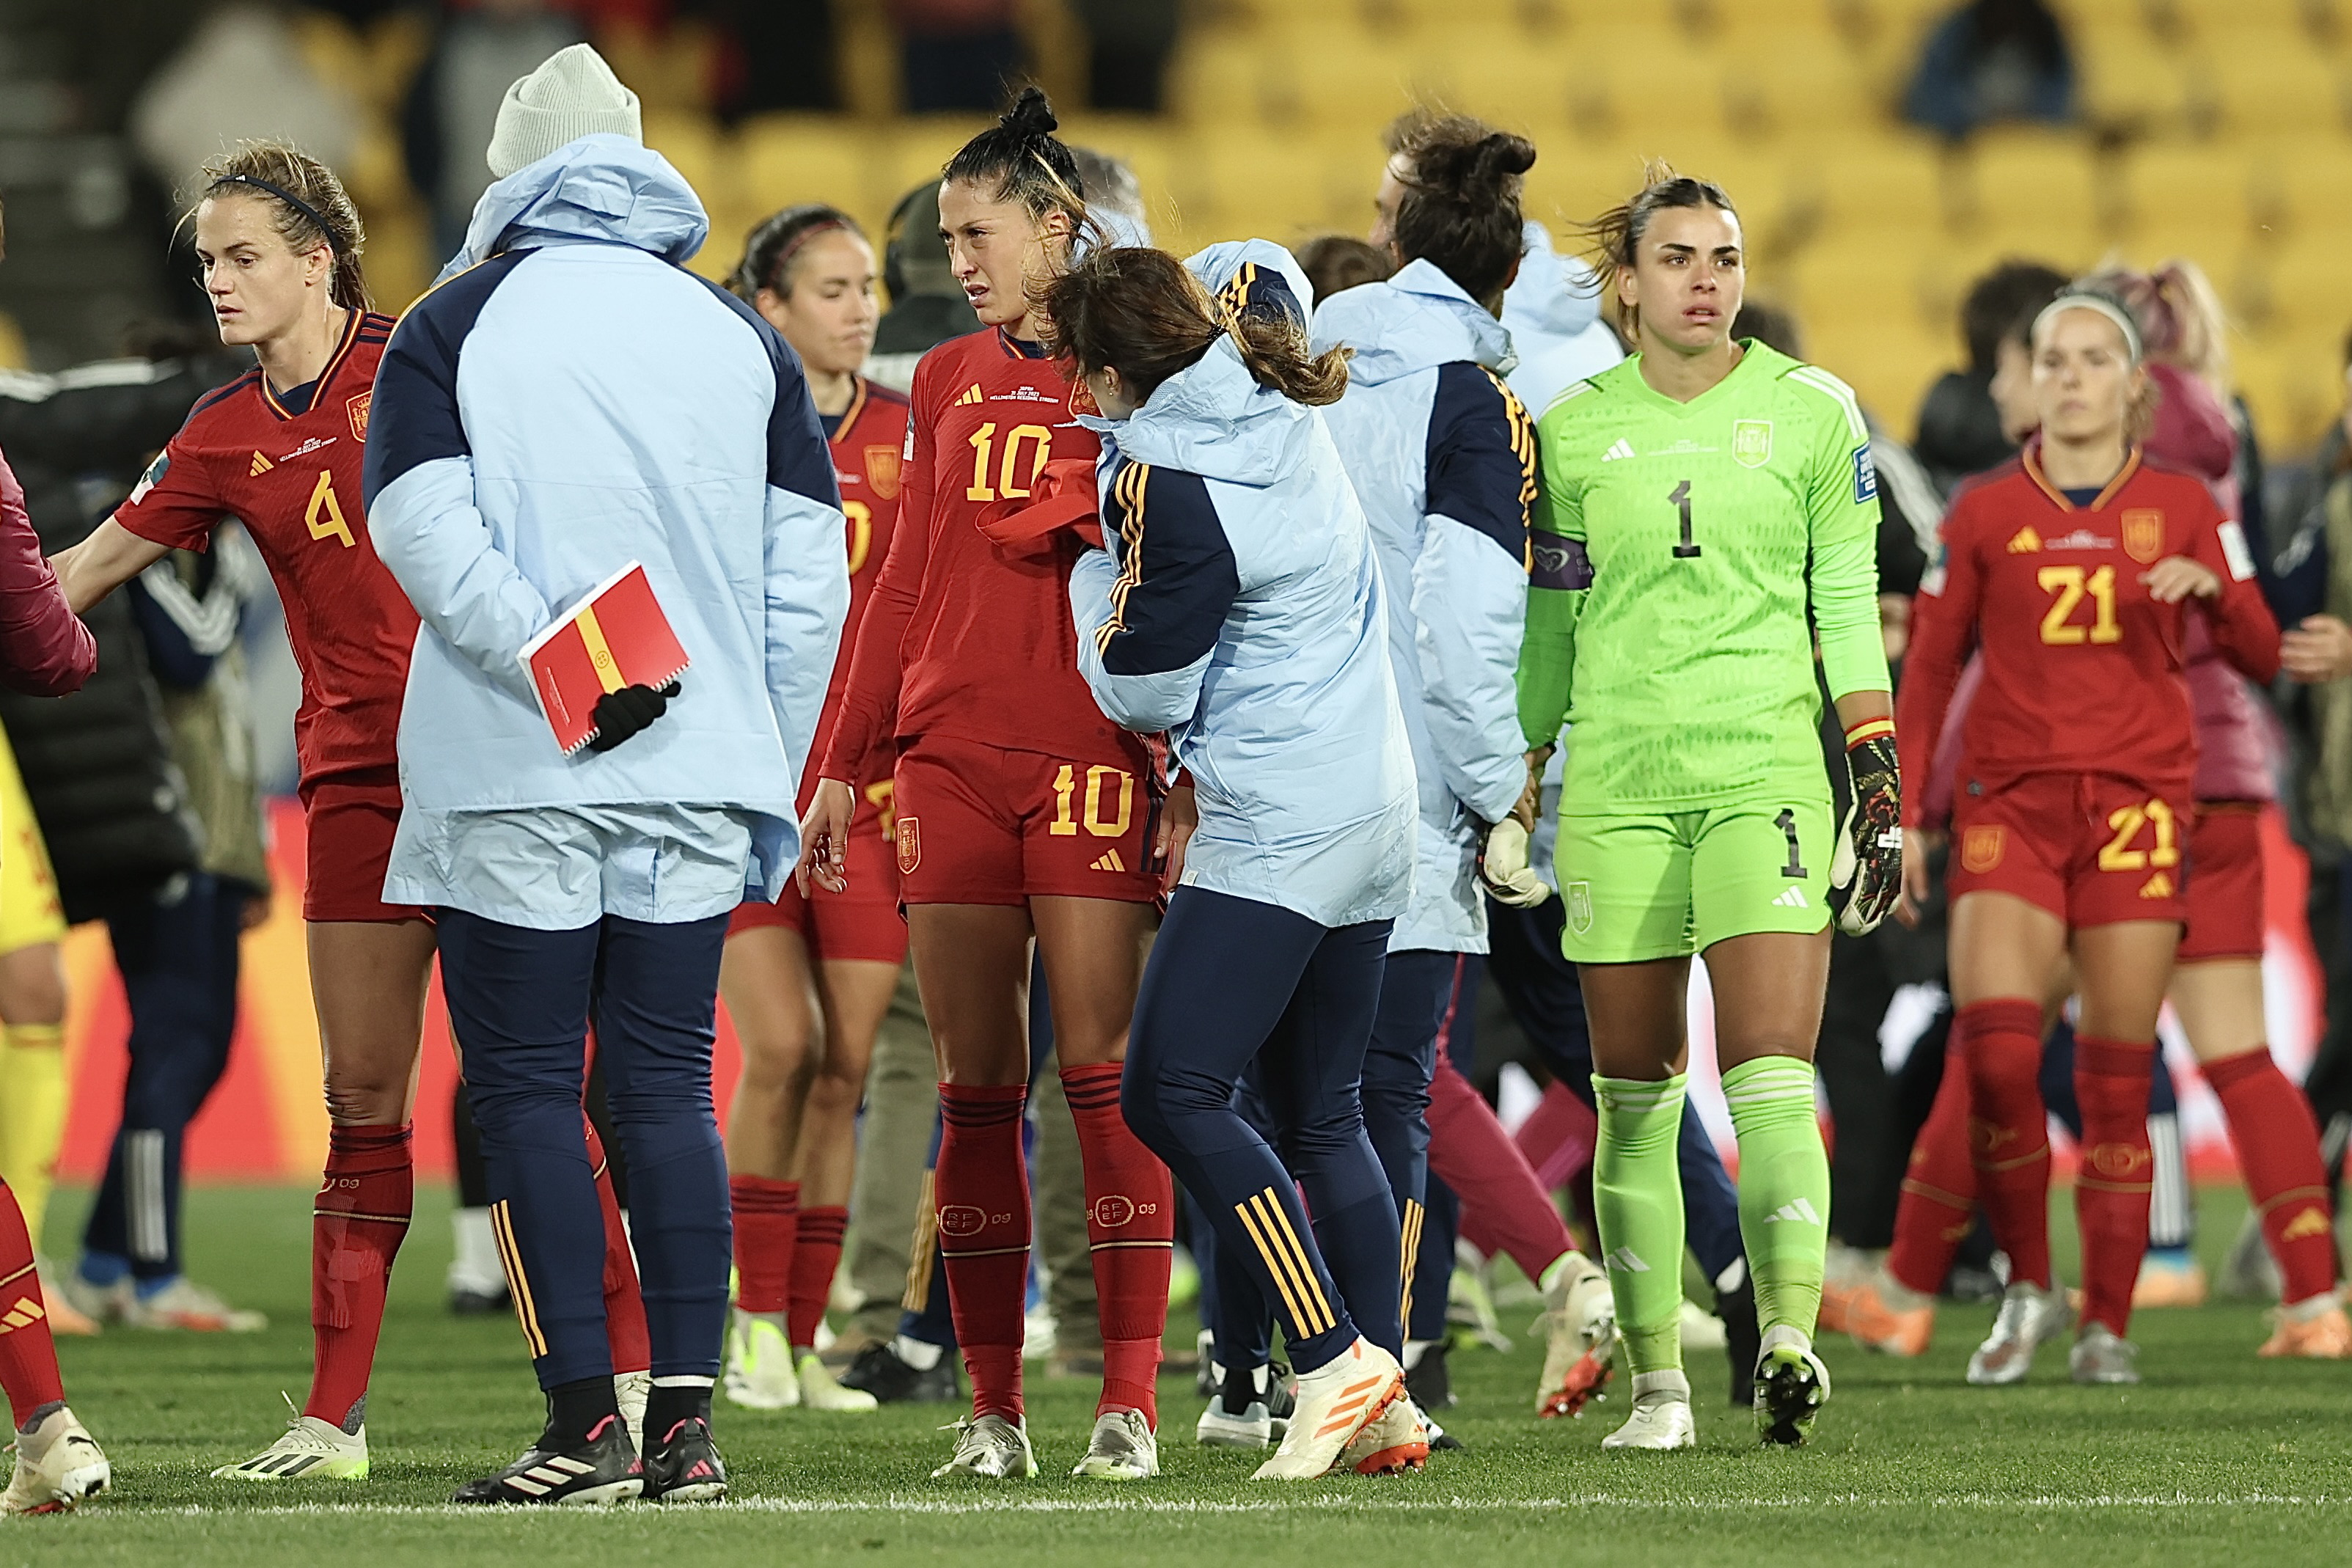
xmin=519 ymin=562 xmax=692 ymax=755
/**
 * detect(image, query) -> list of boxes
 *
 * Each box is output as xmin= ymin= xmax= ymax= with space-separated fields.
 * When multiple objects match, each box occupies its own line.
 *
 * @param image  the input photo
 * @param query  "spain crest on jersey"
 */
xmin=1565 ymin=880 xmax=1594 ymax=936
xmin=2122 ymin=508 xmax=2165 ymax=564
xmin=863 ymin=444 xmax=901 ymax=500
xmin=1732 ymin=419 xmax=1773 ymax=468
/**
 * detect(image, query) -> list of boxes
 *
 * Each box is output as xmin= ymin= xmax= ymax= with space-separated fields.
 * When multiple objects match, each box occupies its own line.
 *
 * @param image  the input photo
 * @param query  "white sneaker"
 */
xmin=932 ymin=1413 xmax=1037 ymax=1479
xmin=722 ymin=1311 xmax=802 ymax=1410
xmin=1250 ymin=1338 xmax=1406 ymax=1481
xmin=211 ymin=1405 xmax=369 ymax=1481
xmin=120 ymin=1275 xmax=266 ymax=1333
xmin=2069 ymin=1322 xmax=2142 ymax=1384
xmin=3 ymin=1405 xmax=109 ymax=1513
xmin=1534 ymin=1253 xmax=1616 ymax=1418
xmin=1196 ymin=1396 xmax=1272 ymax=1448
xmin=1602 ymin=1369 xmax=1696 ymax=1451
xmin=1071 ymin=1410 xmax=1158 ymax=1479
xmin=798 ymin=1351 xmax=879 ymax=1411
xmin=614 ymin=1370 xmax=649 ymax=1453
xmin=1335 ymin=1391 xmax=1430 ymax=1474
xmin=1967 ymin=1281 xmax=2073 ymax=1386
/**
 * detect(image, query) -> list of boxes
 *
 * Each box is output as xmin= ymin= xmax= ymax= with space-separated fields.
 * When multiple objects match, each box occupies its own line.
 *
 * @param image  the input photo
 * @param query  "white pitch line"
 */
xmin=103 ymin=1492 xmax=2352 ymax=1520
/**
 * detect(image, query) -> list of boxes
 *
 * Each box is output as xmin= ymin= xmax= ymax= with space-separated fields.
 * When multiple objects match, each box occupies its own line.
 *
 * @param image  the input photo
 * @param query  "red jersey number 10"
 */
xmin=1049 ymin=763 xmax=1133 ymax=838
xmin=966 ymin=423 xmax=1054 ymax=502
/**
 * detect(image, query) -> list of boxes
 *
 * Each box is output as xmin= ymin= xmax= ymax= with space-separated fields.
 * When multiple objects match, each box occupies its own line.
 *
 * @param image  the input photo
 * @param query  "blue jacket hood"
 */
xmin=1502 ymin=222 xmax=1603 ymax=352
xmin=1309 ymin=258 xmax=1511 ymax=386
xmin=1091 ymin=337 xmax=1315 ymax=486
xmin=438 ymin=134 xmax=707 ymax=284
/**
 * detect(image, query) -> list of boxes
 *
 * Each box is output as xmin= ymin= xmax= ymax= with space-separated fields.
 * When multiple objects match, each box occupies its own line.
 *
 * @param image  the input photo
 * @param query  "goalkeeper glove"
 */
xmin=1479 ymin=747 xmax=1552 ymax=909
xmin=1828 ymin=717 xmax=1902 ymax=936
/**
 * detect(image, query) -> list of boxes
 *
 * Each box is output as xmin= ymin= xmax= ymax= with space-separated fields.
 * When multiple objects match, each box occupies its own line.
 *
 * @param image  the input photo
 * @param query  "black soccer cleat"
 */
xmin=451 ymin=1413 xmax=642 ymax=1506
xmin=838 ymin=1341 xmax=961 ymax=1404
xmin=1404 ymin=1340 xmax=1456 ymax=1411
xmin=642 ymin=1412 xmax=728 ymax=1503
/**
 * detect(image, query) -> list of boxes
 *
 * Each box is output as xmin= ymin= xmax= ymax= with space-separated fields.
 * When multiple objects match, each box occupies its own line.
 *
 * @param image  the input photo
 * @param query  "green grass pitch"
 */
xmin=15 ymin=1182 xmax=2352 ymax=1567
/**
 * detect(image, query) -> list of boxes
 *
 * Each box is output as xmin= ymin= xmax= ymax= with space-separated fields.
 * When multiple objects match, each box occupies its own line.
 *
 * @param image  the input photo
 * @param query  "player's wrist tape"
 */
xmin=1843 ymin=717 xmax=1896 ymax=752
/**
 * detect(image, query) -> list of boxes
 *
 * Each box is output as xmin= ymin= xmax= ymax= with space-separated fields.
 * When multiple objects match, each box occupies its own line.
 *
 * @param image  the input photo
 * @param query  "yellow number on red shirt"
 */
xmin=2098 ymin=796 xmax=2180 ymax=872
xmin=845 ymin=500 xmax=873 ymax=574
xmin=1048 ymin=763 xmax=1134 ymax=838
xmin=2037 ymin=564 xmax=2120 ymax=645
xmin=305 ymin=470 xmax=354 ymax=549
xmin=964 ymin=422 xmax=1053 ymax=502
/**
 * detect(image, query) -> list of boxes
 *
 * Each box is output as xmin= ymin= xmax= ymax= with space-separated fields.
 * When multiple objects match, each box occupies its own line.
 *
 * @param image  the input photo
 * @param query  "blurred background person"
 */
xmin=1902 ymin=0 xmax=2077 ymax=140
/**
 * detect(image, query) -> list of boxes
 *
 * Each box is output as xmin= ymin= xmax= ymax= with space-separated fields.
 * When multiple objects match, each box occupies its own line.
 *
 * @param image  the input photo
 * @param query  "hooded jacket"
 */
xmin=362 ymin=136 xmax=849 ymax=924
xmin=1501 ymin=222 xmax=1625 ymax=419
xmin=1068 ymin=241 xmax=1415 ymax=928
xmin=1311 ymin=259 xmax=1532 ymax=953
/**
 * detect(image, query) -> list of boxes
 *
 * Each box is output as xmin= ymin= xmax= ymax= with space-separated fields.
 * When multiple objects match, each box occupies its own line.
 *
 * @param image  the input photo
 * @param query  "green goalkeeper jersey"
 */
xmin=1520 ymin=340 xmax=1890 ymax=813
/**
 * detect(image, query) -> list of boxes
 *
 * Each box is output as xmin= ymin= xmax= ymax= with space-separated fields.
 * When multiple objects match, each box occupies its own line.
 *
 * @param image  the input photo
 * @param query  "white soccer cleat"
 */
xmin=210 ymin=1405 xmax=369 ymax=1481
xmin=614 ymin=1369 xmax=650 ymax=1453
xmin=932 ymin=1413 xmax=1038 ymax=1479
xmin=1967 ymin=1281 xmax=2073 ymax=1386
xmin=120 ymin=1275 xmax=265 ymax=1333
xmin=1335 ymin=1391 xmax=1430 ymax=1475
xmin=722 ymin=1311 xmax=802 ymax=1410
xmin=1535 ymin=1253 xmax=1616 ymax=1418
xmin=2069 ymin=1322 xmax=2142 ymax=1385
xmin=1250 ymin=1338 xmax=1406 ymax=1481
xmin=1071 ymin=1410 xmax=1159 ymax=1480
xmin=797 ymin=1351 xmax=879 ymax=1412
xmin=1601 ymin=1369 xmax=1696 ymax=1451
xmin=3 ymin=1405 xmax=109 ymax=1513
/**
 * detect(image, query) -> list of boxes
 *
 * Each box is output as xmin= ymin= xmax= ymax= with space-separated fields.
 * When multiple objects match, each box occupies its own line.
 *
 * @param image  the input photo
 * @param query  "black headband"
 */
xmin=210 ymin=173 xmax=340 ymax=252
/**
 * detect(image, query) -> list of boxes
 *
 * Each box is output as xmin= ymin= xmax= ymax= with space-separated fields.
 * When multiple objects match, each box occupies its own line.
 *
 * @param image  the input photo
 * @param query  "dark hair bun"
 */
xmin=1473 ymin=133 xmax=1538 ymax=187
xmin=1003 ymin=85 xmax=1059 ymax=140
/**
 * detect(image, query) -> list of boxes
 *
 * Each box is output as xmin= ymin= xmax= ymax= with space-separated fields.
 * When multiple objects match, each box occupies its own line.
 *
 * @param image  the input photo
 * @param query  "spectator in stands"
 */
xmin=1297 ymin=235 xmax=1391 ymax=307
xmin=403 ymin=0 xmax=587 ymax=264
xmin=713 ymin=0 xmax=840 ymax=120
xmin=888 ymin=0 xmax=1022 ymax=112
xmin=1902 ymin=0 xmax=2076 ymax=140
xmin=865 ymin=182 xmax=980 ymax=392
xmin=1071 ymin=0 xmax=1179 ymax=112
xmin=1913 ymin=258 xmax=2067 ymax=495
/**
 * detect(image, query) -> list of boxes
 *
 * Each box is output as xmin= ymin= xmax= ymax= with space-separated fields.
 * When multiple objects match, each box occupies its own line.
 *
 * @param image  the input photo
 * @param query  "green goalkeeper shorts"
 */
xmin=1555 ymin=796 xmax=1833 ymax=964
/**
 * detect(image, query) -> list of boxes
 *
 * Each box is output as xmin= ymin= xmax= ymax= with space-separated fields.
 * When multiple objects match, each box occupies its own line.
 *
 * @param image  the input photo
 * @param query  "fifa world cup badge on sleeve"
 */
xmin=1566 ymin=881 xmax=1594 ymax=936
xmin=1852 ymin=444 xmax=1879 ymax=503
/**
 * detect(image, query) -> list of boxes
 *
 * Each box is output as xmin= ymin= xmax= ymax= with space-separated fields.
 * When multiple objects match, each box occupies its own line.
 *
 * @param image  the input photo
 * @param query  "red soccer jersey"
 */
xmin=814 ymin=374 xmax=909 ymax=764
xmin=114 ymin=309 xmax=418 ymax=788
xmin=1898 ymin=443 xmax=2280 ymax=826
xmin=822 ymin=329 xmax=1137 ymax=785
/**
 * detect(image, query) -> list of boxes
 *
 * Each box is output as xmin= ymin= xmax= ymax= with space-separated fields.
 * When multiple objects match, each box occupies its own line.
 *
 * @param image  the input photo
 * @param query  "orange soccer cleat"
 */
xmin=2131 ymin=1253 xmax=2208 ymax=1310
xmin=2257 ymin=1297 xmax=2352 ymax=1360
xmin=1842 ymin=1271 xmax=1934 ymax=1358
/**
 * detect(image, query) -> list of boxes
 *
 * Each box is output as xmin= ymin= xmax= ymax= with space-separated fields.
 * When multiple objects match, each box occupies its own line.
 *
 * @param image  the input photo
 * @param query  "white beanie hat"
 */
xmin=486 ymin=43 xmax=642 ymax=180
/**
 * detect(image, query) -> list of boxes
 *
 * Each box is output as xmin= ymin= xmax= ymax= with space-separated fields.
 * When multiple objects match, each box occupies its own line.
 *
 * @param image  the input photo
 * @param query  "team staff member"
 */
xmin=798 ymin=88 xmax=1173 ymax=1484
xmin=53 ymin=139 xmax=653 ymax=1484
xmin=1520 ymin=166 xmax=1901 ymax=1451
xmin=364 ymin=46 xmax=847 ymax=1504
xmin=1897 ymin=290 xmax=2283 ymax=1386
xmin=1057 ymin=240 xmax=1427 ymax=1481
xmin=718 ymin=204 xmax=904 ymax=1414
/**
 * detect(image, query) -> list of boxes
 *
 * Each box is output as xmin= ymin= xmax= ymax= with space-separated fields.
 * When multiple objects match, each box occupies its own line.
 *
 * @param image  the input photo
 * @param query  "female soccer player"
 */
xmin=1052 ymin=239 xmax=1427 ymax=1481
xmin=717 ymin=205 xmax=904 ymax=1413
xmin=1897 ymin=289 xmax=2281 ymax=1385
xmin=1517 ymin=166 xmax=1902 ymax=1450
xmin=796 ymin=88 xmax=1173 ymax=1481
xmin=49 ymin=140 xmax=648 ymax=1480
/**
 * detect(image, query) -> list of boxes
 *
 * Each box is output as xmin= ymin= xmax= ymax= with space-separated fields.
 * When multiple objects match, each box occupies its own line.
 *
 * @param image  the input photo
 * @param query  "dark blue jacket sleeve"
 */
xmin=1426 ymin=360 xmax=1535 ymax=563
xmin=1096 ymin=462 xmax=1239 ymax=678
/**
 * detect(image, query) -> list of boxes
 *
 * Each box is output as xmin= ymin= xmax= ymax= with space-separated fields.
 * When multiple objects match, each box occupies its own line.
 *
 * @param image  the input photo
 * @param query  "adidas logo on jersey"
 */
xmin=1600 ymin=439 xmax=1636 ymax=462
xmin=249 ymin=451 xmax=274 ymax=475
xmin=1604 ymin=1247 xmax=1649 ymax=1273
xmin=1091 ymin=849 xmax=1127 ymax=873
xmin=2007 ymin=525 xmax=2043 ymax=554
xmin=956 ymin=384 xmax=986 ymax=406
xmin=1771 ymin=887 xmax=1809 ymax=909
xmin=1761 ymin=1197 xmax=1822 ymax=1226
xmin=2140 ymin=871 xmax=2175 ymax=899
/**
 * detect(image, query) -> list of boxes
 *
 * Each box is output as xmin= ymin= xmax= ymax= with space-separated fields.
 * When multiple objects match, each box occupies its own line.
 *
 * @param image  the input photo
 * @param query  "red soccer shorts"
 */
xmin=890 ymin=734 xmax=1159 ymax=906
xmin=299 ymin=766 xmax=428 ymax=924
xmin=1946 ymin=772 xmax=2188 ymax=929
xmin=730 ymin=782 xmax=909 ymax=963
xmin=2176 ymin=802 xmax=2265 ymax=962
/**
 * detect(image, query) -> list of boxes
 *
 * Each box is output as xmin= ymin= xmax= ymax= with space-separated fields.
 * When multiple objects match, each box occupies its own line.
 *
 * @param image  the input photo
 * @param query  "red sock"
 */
xmin=2204 ymin=1047 xmax=2337 ymax=1305
xmin=1513 ymin=1079 xmax=1598 ymax=1192
xmin=0 ymin=1180 xmax=63 ymax=1428
xmin=788 ymin=1206 xmax=847 ymax=1349
xmin=306 ymin=1124 xmax=413 ymax=1428
xmin=2073 ymin=1036 xmax=2155 ymax=1336
xmin=1060 ymin=1063 xmax=1171 ymax=1425
xmin=937 ymin=1082 xmax=1030 ymax=1421
xmin=730 ymin=1173 xmax=799 ymax=1317
xmin=1429 ymin=1056 xmax=1577 ymax=1284
xmin=585 ymin=1118 xmax=651 ymax=1374
xmin=1958 ymin=999 xmax=2053 ymax=1290
xmin=1887 ymin=1037 xmax=1978 ymax=1297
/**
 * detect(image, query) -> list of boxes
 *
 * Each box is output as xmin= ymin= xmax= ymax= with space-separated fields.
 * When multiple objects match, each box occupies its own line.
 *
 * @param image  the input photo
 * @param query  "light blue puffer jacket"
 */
xmin=1311 ymin=259 xmax=1532 ymax=954
xmin=1502 ymin=221 xmax=1627 ymax=418
xmin=362 ymin=136 xmax=849 ymax=908
xmin=1066 ymin=241 xmax=1416 ymax=929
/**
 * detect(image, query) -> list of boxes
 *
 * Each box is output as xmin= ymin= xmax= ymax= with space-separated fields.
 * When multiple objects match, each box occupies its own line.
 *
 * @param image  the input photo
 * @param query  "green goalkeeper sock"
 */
xmin=1723 ymin=1054 xmax=1832 ymax=1340
xmin=1592 ymin=1072 xmax=1687 ymax=1376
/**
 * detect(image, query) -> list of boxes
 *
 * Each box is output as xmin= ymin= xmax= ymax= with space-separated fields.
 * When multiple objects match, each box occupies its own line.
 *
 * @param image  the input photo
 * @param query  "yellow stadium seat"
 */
xmin=2192 ymin=35 xmax=2351 ymax=134
xmin=642 ymin=112 xmax=725 ymax=212
xmin=2257 ymin=139 xmax=2352 ymax=237
xmin=2075 ymin=28 xmax=2194 ymax=128
xmin=1785 ymin=132 xmax=1960 ymax=235
xmin=737 ymin=116 xmax=876 ymax=221
xmin=1949 ymin=129 xmax=2105 ymax=234
xmin=2120 ymin=145 xmax=2260 ymax=240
